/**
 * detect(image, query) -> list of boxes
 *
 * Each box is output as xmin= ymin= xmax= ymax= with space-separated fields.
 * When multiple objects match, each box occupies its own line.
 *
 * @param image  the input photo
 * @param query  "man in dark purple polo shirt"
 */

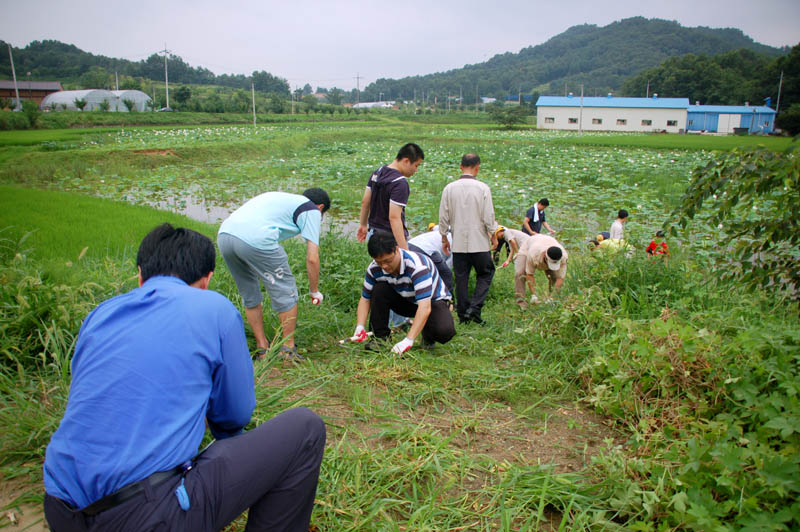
xmin=357 ymin=143 xmax=424 ymax=250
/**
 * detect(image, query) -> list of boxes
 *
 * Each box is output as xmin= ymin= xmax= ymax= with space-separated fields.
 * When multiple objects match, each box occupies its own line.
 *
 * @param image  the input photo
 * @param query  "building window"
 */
xmin=616 ymin=119 xmax=627 ymax=125
xmin=568 ymin=117 xmax=578 ymax=124
xmin=688 ymin=120 xmax=693 ymax=125
xmin=592 ymin=118 xmax=602 ymax=125
xmin=641 ymin=119 xmax=652 ymax=126
xmin=544 ymin=117 xmax=554 ymax=124
xmin=667 ymin=120 xmax=678 ymax=127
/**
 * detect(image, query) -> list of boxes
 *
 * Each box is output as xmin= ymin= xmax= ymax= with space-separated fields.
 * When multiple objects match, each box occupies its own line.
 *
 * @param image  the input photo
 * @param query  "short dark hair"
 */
xmin=618 ymin=209 xmax=629 ymax=219
xmin=538 ymin=198 xmax=550 ymax=207
xmin=137 ymin=223 xmax=215 ymax=285
xmin=396 ymin=143 xmax=424 ymax=163
xmin=461 ymin=153 xmax=480 ymax=167
xmin=303 ymin=187 xmax=331 ymax=213
xmin=367 ymin=230 xmax=397 ymax=258
xmin=546 ymin=246 xmax=563 ymax=261
xmin=655 ymin=230 xmax=665 ymax=238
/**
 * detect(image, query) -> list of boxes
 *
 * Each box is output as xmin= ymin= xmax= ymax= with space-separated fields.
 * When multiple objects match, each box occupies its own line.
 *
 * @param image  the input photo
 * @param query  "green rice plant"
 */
xmin=0 ymin=185 xmax=213 ymax=263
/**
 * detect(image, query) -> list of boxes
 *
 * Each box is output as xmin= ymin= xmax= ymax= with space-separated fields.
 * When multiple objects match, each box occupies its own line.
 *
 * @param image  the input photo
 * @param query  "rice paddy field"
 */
xmin=0 ymin=118 xmax=797 ymax=531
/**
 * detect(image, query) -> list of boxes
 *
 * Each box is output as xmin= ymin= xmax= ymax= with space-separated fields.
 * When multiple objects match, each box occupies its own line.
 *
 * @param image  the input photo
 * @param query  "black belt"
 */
xmin=80 ymin=467 xmax=183 ymax=516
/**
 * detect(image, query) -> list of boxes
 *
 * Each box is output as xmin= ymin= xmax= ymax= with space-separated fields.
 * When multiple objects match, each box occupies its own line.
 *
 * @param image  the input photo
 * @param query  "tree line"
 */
xmin=0 ymin=40 xmax=290 ymax=95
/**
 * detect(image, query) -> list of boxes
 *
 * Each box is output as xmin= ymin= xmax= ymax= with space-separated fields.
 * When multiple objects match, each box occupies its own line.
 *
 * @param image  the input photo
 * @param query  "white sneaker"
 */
xmin=530 ymin=294 xmax=539 ymax=304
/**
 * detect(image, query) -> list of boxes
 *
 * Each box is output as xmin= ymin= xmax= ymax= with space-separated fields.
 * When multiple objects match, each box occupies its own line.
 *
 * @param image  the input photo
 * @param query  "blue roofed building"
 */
xmin=687 ymin=104 xmax=776 ymax=134
xmin=536 ymin=94 xmax=690 ymax=133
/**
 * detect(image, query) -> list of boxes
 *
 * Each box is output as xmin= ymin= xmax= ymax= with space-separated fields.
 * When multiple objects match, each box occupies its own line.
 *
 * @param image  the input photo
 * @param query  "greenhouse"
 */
xmin=111 ymin=90 xmax=152 ymax=112
xmin=40 ymin=89 xmax=152 ymax=112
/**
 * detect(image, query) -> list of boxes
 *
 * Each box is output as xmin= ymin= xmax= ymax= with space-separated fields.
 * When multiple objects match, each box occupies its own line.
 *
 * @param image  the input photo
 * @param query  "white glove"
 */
xmin=352 ymin=324 xmax=368 ymax=343
xmin=530 ymin=294 xmax=539 ymax=304
xmin=391 ymin=337 xmax=414 ymax=354
xmin=310 ymin=291 xmax=323 ymax=305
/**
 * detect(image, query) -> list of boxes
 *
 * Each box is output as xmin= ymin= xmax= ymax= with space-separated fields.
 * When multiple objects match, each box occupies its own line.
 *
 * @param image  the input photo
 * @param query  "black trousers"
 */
xmin=369 ymin=281 xmax=456 ymax=344
xmin=452 ymin=251 xmax=495 ymax=318
xmin=407 ymin=244 xmax=454 ymax=295
xmin=44 ymin=407 xmax=325 ymax=532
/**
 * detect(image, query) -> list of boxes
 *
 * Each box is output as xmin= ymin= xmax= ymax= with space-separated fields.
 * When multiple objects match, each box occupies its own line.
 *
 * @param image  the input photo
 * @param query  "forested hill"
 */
xmin=362 ymin=17 xmax=787 ymax=103
xmin=0 ymin=39 xmax=290 ymax=95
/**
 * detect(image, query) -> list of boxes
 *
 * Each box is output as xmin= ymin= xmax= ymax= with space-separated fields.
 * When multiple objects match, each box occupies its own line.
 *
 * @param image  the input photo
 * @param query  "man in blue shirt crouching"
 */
xmin=43 ymin=223 xmax=326 ymax=532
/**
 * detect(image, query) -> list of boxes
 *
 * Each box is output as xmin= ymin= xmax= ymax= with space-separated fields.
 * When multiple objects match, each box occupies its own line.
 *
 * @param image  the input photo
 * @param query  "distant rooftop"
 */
xmin=537 ymin=95 xmax=690 ymax=109
xmin=0 ymin=80 xmax=63 ymax=91
xmin=688 ymin=105 xmax=775 ymax=114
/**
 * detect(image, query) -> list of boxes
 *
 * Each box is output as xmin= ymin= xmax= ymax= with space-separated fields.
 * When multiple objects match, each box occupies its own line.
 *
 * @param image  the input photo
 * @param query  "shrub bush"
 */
xmin=0 ymin=110 xmax=31 ymax=130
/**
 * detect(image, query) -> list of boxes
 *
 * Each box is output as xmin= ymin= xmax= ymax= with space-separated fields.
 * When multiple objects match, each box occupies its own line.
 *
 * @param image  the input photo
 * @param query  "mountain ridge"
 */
xmin=362 ymin=17 xmax=787 ymax=102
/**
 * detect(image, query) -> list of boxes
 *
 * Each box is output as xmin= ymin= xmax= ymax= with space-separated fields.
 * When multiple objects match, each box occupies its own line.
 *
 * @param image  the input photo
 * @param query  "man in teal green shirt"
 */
xmin=219 ymin=188 xmax=330 ymax=359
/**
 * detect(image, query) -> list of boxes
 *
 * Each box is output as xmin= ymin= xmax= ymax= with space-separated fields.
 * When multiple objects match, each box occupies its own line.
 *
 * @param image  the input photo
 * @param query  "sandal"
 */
xmin=279 ymin=345 xmax=306 ymax=362
xmin=253 ymin=348 xmax=268 ymax=360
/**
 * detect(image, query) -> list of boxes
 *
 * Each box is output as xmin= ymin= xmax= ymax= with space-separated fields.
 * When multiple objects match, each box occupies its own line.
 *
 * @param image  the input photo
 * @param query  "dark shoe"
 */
xmin=470 ymin=315 xmax=486 ymax=325
xmin=363 ymin=339 xmax=381 ymax=352
xmin=458 ymin=314 xmax=470 ymax=324
xmin=253 ymin=348 xmax=268 ymax=360
xmin=279 ymin=345 xmax=306 ymax=362
xmin=420 ymin=337 xmax=435 ymax=349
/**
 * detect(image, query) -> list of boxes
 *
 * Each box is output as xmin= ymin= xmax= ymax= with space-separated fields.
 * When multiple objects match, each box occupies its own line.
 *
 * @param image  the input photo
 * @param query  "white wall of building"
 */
xmin=538 ymin=106 xmax=687 ymax=133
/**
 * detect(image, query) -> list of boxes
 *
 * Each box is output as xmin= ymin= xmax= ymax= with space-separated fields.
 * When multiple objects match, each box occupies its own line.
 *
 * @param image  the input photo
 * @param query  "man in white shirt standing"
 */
xmin=439 ymin=153 xmax=498 ymax=325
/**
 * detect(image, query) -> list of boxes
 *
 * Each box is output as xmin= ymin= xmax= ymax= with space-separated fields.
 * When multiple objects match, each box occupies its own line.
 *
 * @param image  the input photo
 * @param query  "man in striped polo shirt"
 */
xmin=352 ymin=231 xmax=456 ymax=354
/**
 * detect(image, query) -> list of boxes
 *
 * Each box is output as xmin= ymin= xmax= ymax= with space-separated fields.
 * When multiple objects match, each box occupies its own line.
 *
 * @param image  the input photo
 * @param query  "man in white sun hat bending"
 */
xmin=514 ymin=233 xmax=568 ymax=310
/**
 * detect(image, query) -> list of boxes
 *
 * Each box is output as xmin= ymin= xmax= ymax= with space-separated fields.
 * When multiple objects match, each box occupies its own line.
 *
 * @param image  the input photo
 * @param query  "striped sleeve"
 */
xmin=409 ymin=255 xmax=434 ymax=302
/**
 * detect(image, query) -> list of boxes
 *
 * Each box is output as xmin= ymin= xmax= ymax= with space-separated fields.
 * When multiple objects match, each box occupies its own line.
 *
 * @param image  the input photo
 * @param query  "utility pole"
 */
xmin=354 ymin=73 xmax=361 ymax=105
xmin=646 ymin=79 xmax=650 ymax=98
xmin=251 ymin=82 xmax=256 ymax=128
xmin=776 ymin=71 xmax=784 ymax=114
xmin=115 ymin=71 xmax=119 ymax=91
xmin=159 ymin=43 xmax=171 ymax=109
xmin=291 ymin=87 xmax=295 ymax=114
xmin=7 ymin=44 xmax=21 ymax=110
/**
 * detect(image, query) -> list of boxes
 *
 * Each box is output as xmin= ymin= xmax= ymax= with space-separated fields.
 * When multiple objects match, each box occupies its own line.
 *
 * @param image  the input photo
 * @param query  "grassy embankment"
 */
xmin=0 ymin=122 xmax=797 ymax=530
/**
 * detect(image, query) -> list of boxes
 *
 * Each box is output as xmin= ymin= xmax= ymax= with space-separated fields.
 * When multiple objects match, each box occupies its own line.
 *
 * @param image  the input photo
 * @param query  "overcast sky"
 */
xmin=2 ymin=0 xmax=799 ymax=91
